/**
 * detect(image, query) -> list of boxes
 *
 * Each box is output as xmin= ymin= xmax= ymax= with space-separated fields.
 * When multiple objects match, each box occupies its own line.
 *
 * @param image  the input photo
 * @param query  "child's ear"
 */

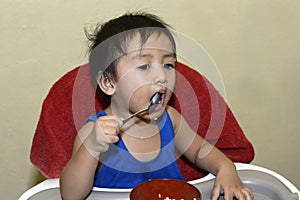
xmin=97 ymin=73 xmax=116 ymax=96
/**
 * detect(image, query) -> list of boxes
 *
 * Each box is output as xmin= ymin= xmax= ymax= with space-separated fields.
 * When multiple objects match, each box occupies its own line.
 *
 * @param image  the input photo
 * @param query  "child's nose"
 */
xmin=153 ymin=64 xmax=167 ymax=85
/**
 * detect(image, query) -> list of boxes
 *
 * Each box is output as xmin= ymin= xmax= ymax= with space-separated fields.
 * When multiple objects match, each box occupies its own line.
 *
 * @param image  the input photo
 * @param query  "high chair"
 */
xmin=25 ymin=61 xmax=258 ymax=200
xmin=19 ymin=163 xmax=300 ymax=199
xmin=30 ymin=62 xmax=254 ymax=181
xmin=22 ymin=58 xmax=300 ymax=199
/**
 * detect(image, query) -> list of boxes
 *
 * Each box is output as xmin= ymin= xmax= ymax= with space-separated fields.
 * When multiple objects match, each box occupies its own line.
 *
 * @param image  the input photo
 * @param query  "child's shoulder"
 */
xmin=166 ymin=105 xmax=179 ymax=115
xmin=166 ymin=106 xmax=181 ymax=129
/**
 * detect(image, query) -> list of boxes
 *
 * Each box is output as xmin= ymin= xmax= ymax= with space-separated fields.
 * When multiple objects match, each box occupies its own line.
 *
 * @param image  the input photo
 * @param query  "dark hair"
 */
xmin=85 ymin=11 xmax=176 ymax=101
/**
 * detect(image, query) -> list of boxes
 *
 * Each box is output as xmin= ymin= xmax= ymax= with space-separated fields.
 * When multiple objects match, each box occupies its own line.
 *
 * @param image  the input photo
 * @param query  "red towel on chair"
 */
xmin=30 ymin=62 xmax=254 ymax=181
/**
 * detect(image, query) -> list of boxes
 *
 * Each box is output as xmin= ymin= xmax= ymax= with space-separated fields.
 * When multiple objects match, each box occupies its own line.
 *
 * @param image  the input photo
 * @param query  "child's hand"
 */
xmin=84 ymin=115 xmax=123 ymax=156
xmin=211 ymin=166 xmax=253 ymax=200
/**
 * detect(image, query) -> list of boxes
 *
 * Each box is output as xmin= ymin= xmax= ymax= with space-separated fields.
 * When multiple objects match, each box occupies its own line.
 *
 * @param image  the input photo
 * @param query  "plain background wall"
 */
xmin=1 ymin=0 xmax=299 ymax=199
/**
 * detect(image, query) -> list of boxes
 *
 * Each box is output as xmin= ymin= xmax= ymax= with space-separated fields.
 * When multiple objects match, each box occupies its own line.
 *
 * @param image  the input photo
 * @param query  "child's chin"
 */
xmin=148 ymin=108 xmax=165 ymax=121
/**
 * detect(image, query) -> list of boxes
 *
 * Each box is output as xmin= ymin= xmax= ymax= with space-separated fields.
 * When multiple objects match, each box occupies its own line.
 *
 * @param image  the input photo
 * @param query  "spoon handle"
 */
xmin=122 ymin=108 xmax=148 ymax=124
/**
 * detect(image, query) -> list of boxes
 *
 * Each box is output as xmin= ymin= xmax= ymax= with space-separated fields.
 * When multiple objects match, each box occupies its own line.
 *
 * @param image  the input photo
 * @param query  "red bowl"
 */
xmin=130 ymin=179 xmax=201 ymax=200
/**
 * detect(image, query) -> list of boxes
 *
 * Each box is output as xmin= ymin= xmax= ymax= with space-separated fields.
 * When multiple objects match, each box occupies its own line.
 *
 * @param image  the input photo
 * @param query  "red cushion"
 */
xmin=30 ymin=62 xmax=254 ymax=180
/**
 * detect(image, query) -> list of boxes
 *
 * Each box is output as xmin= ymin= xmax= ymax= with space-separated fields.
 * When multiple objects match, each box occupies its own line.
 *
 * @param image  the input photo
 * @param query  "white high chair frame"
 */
xmin=19 ymin=163 xmax=300 ymax=200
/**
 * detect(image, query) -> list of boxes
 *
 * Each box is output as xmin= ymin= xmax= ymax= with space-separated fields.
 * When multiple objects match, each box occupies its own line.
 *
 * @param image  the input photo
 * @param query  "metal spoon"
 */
xmin=122 ymin=92 xmax=162 ymax=124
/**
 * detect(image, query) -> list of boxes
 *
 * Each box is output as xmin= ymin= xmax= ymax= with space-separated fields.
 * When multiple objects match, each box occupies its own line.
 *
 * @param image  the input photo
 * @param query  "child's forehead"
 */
xmin=125 ymin=49 xmax=176 ymax=62
xmin=124 ymin=32 xmax=174 ymax=54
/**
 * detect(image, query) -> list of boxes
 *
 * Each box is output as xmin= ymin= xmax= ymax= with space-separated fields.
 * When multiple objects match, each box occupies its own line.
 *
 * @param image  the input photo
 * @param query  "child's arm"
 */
xmin=168 ymin=106 xmax=253 ymax=200
xmin=59 ymin=115 xmax=122 ymax=200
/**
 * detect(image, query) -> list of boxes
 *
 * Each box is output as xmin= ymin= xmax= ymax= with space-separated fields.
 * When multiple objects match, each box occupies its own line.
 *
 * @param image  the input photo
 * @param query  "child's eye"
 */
xmin=164 ymin=63 xmax=175 ymax=69
xmin=137 ymin=64 xmax=150 ymax=70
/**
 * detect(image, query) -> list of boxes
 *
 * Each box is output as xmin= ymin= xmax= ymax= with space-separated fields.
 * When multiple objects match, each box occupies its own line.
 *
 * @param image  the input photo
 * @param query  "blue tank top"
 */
xmin=87 ymin=110 xmax=184 ymax=188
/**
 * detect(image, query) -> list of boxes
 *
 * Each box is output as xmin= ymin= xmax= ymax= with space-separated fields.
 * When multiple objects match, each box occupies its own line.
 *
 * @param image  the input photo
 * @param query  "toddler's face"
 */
xmin=111 ymin=32 xmax=176 ymax=120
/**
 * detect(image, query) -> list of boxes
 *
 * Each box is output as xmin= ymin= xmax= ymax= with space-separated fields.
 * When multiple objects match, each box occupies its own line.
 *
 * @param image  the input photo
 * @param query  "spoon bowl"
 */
xmin=122 ymin=93 xmax=162 ymax=124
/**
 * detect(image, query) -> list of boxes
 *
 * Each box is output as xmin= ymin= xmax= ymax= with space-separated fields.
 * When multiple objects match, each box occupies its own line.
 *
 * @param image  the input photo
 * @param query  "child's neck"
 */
xmin=105 ymin=106 xmax=161 ymax=162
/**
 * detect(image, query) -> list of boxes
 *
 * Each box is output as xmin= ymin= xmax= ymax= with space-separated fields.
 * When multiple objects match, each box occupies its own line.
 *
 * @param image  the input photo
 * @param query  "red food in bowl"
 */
xmin=130 ymin=179 xmax=201 ymax=200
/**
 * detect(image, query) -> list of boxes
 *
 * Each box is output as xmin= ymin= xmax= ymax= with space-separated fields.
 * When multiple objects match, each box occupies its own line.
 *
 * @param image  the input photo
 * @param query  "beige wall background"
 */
xmin=1 ymin=0 xmax=299 ymax=199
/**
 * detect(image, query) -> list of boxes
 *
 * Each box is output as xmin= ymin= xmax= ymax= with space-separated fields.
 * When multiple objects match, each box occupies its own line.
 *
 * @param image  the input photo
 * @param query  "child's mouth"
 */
xmin=149 ymin=92 xmax=165 ymax=113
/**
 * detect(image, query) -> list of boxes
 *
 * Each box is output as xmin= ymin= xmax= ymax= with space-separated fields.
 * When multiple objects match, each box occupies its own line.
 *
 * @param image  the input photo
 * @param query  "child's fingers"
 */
xmin=112 ymin=116 xmax=123 ymax=127
xmin=101 ymin=125 xmax=119 ymax=135
xmin=97 ymin=116 xmax=122 ymax=129
xmin=231 ymin=191 xmax=245 ymax=200
xmin=210 ymin=184 xmax=222 ymax=200
xmin=95 ymin=124 xmax=119 ymax=144
xmin=211 ymin=185 xmax=253 ymax=200
xmin=95 ymin=116 xmax=122 ymax=143
xmin=223 ymin=188 xmax=253 ymax=200
xmin=242 ymin=187 xmax=254 ymax=200
xmin=103 ymin=134 xmax=119 ymax=144
xmin=223 ymin=190 xmax=233 ymax=200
